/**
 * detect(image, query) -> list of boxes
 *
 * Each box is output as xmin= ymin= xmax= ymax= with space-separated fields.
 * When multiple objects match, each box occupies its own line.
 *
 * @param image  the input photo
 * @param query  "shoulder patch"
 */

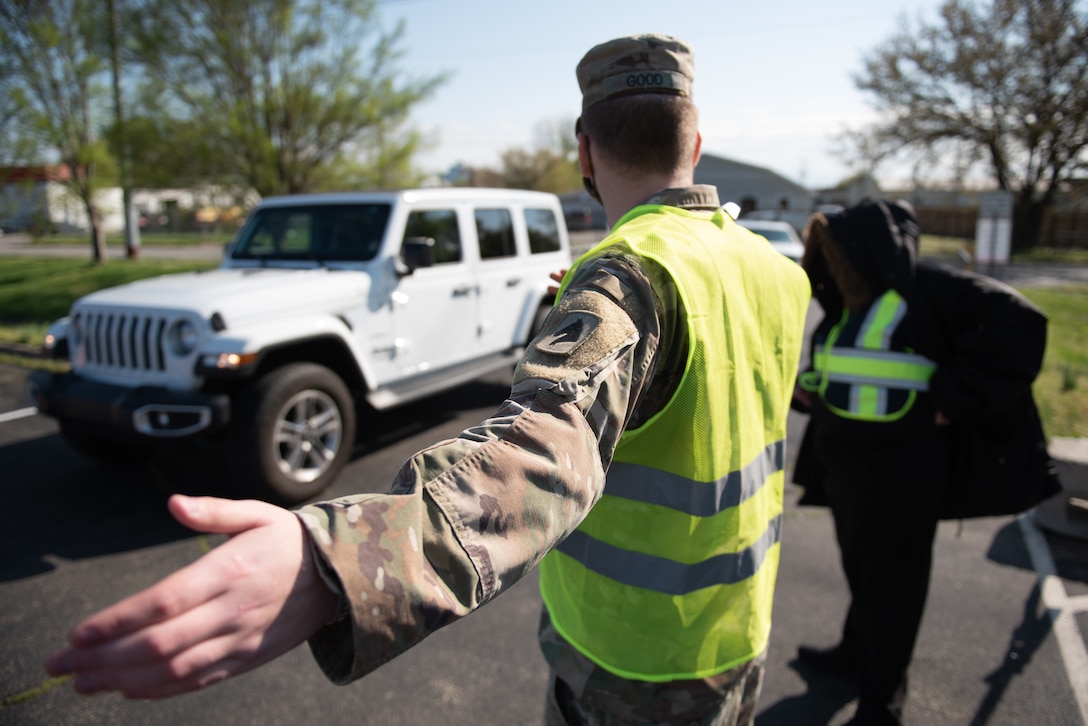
xmin=533 ymin=310 xmax=601 ymax=356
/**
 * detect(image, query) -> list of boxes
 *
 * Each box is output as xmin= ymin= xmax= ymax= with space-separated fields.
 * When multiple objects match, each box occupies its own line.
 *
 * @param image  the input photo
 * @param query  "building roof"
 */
xmin=0 ymin=166 xmax=72 ymax=183
xmin=695 ymin=153 xmax=812 ymax=199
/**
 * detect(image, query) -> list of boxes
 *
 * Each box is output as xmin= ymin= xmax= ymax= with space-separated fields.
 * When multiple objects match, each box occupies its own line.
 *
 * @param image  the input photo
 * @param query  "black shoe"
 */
xmin=796 ymin=644 xmax=857 ymax=677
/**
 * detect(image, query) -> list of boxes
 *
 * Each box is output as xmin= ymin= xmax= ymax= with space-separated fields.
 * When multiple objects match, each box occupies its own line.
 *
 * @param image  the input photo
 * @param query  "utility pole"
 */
xmin=108 ymin=0 xmax=140 ymax=258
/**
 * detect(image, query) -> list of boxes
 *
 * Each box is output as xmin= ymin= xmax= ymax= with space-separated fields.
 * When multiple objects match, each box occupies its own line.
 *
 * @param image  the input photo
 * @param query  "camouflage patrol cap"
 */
xmin=577 ymin=33 xmax=694 ymax=111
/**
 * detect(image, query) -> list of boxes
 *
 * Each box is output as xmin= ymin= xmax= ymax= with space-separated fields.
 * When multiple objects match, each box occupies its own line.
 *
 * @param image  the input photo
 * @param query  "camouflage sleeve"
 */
xmin=295 ymin=254 xmax=663 ymax=684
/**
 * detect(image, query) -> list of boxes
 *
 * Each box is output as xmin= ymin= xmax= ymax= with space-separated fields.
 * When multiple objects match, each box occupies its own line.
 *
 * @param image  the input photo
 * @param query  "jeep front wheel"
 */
xmin=228 ymin=363 xmax=356 ymax=505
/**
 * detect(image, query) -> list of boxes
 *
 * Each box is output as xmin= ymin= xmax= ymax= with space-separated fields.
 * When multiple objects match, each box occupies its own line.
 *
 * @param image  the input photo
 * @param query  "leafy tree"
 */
xmin=320 ymin=122 xmax=433 ymax=191
xmin=1 ymin=0 xmax=117 ymax=261
xmin=105 ymin=112 xmax=237 ymax=191
xmin=845 ymin=0 xmax=1088 ymax=248
xmin=481 ymin=118 xmax=581 ymax=193
xmin=0 ymin=54 xmax=31 ymax=168
xmin=124 ymin=0 xmax=445 ymax=197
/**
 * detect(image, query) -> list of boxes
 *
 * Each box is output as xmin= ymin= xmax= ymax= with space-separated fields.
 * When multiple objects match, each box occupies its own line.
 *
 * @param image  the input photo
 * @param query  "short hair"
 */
xmin=579 ymin=94 xmax=698 ymax=177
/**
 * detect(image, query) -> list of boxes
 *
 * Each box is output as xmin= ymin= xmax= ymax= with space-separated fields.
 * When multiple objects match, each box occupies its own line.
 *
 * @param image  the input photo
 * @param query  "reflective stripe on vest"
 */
xmin=556 ymin=441 xmax=786 ymax=595
xmin=821 ymin=349 xmax=936 ymax=391
xmin=602 ymin=439 xmax=784 ymax=516
xmin=555 ymin=512 xmax=783 ymax=596
xmin=539 ymin=204 xmax=811 ymax=682
xmin=808 ymin=289 xmax=936 ymax=421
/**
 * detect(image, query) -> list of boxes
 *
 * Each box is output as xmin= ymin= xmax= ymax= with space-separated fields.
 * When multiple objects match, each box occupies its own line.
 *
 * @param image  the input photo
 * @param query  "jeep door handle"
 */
xmin=506 ymin=277 xmax=522 ymax=287
xmin=451 ymin=285 xmax=475 ymax=297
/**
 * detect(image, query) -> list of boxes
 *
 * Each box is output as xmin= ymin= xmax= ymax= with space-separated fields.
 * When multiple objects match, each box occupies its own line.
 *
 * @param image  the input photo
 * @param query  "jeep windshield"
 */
xmin=229 ymin=203 xmax=392 ymax=263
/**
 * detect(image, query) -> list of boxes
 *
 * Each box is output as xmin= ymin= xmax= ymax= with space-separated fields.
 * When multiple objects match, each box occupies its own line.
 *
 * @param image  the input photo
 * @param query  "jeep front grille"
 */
xmin=78 ymin=310 xmax=169 ymax=372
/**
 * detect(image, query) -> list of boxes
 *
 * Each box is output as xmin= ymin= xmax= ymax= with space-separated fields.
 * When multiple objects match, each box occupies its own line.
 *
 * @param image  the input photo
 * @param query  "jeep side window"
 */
xmin=475 ymin=209 xmax=516 ymax=259
xmin=525 ymin=208 xmax=561 ymax=254
xmin=404 ymin=210 xmax=461 ymax=264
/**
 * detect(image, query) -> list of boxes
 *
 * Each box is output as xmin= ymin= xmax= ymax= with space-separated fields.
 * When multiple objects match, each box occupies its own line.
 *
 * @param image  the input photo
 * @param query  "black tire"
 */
xmin=59 ymin=419 xmax=150 ymax=464
xmin=227 ymin=363 xmax=356 ymax=505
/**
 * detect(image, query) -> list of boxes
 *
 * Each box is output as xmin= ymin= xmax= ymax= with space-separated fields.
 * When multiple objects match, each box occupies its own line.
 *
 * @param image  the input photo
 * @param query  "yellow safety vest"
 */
xmin=800 ymin=289 xmax=936 ymax=422
xmin=539 ymin=204 xmax=810 ymax=681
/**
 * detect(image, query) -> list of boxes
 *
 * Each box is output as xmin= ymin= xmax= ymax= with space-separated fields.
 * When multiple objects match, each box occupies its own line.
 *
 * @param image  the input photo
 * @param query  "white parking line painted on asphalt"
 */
xmin=1019 ymin=513 xmax=1088 ymax=725
xmin=0 ymin=407 xmax=37 ymax=424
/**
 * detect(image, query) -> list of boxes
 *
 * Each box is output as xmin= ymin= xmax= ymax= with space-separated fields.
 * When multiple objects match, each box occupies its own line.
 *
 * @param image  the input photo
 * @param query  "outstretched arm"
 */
xmin=45 ymin=255 xmax=665 ymax=696
xmin=45 ymin=494 xmax=339 ymax=699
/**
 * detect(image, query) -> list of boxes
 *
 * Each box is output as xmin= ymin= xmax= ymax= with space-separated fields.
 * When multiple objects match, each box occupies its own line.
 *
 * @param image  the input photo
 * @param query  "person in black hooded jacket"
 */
xmin=790 ymin=199 xmax=1060 ymax=726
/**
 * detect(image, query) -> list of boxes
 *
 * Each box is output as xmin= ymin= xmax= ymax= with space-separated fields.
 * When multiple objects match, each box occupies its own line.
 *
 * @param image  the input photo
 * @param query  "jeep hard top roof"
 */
xmin=256 ymin=188 xmax=562 ymax=208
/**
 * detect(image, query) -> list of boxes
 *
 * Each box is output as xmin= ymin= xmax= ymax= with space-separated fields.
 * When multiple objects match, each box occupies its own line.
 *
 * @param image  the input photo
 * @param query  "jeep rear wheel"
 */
xmin=228 ymin=363 xmax=356 ymax=505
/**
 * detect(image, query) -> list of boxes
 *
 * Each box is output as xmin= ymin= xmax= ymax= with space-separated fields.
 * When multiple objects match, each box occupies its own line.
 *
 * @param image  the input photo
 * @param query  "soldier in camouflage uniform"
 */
xmin=47 ymin=34 xmax=810 ymax=726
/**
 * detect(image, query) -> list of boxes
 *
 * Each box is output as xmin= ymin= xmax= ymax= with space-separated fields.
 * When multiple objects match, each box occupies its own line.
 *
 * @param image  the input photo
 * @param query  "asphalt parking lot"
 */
xmin=2 ymin=358 xmax=1087 ymax=725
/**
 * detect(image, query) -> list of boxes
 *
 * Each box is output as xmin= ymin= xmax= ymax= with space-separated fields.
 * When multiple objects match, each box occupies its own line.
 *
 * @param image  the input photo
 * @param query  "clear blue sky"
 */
xmin=377 ymin=0 xmax=949 ymax=190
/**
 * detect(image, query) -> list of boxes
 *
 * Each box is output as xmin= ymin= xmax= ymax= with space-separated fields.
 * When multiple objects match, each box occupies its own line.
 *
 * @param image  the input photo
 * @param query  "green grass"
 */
xmin=1021 ymin=286 xmax=1088 ymax=438
xmin=0 ymin=321 xmax=50 ymax=346
xmin=29 ymin=231 xmax=235 ymax=247
xmin=917 ymin=235 xmax=1088 ymax=265
xmin=0 ymin=257 xmax=218 ymax=323
xmin=1013 ymin=247 xmax=1088 ymax=265
xmin=918 ymin=235 xmax=973 ymax=261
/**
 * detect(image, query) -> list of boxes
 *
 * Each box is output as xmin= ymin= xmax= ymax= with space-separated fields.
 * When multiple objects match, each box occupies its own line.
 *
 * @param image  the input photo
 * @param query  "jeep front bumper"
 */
xmin=27 ymin=370 xmax=231 ymax=438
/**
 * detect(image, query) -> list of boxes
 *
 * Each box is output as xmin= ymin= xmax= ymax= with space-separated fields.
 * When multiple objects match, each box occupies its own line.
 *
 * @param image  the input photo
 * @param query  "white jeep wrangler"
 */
xmin=28 ymin=188 xmax=571 ymax=504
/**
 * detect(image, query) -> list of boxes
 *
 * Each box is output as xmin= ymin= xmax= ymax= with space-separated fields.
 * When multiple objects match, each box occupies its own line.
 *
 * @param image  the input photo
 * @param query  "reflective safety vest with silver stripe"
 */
xmin=538 ymin=204 xmax=811 ymax=682
xmin=800 ymin=289 xmax=936 ymax=422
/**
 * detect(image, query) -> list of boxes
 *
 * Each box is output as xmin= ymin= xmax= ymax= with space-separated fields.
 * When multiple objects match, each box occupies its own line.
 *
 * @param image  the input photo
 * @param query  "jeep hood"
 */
xmin=74 ymin=268 xmax=373 ymax=322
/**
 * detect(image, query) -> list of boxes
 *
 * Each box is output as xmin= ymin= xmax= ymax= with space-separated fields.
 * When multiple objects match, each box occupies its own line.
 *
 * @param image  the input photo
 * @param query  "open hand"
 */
xmin=45 ymin=494 xmax=339 ymax=699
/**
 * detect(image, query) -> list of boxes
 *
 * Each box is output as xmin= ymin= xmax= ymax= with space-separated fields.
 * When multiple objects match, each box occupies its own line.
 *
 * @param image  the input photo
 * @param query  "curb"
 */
xmin=1036 ymin=437 xmax=1088 ymax=541
xmin=0 ymin=342 xmax=47 ymax=359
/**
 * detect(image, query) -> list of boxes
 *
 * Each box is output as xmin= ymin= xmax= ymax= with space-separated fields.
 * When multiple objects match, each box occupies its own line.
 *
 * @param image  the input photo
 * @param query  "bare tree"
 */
xmin=845 ymin=0 xmax=1088 ymax=248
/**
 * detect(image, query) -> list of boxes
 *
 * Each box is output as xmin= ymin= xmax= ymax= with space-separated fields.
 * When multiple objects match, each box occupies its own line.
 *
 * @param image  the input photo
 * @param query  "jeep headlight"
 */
xmin=167 ymin=320 xmax=200 ymax=356
xmin=43 ymin=316 xmax=72 ymax=359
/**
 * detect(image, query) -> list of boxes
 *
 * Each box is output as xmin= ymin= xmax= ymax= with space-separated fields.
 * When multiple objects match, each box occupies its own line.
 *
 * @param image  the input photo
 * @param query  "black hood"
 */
xmin=803 ymin=198 xmax=920 ymax=311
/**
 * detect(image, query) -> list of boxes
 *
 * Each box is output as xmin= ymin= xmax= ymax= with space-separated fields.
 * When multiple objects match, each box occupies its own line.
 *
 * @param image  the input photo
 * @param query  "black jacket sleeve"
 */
xmin=908 ymin=263 xmax=1060 ymax=518
xmin=910 ymin=263 xmax=1048 ymax=424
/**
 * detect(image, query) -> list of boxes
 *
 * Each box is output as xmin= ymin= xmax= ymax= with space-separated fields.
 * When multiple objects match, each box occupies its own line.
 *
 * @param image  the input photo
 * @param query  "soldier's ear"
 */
xmin=577 ymin=133 xmax=594 ymax=178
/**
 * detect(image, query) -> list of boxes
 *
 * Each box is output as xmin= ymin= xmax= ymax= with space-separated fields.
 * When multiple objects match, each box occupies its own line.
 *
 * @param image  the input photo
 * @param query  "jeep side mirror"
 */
xmin=397 ymin=236 xmax=436 ymax=276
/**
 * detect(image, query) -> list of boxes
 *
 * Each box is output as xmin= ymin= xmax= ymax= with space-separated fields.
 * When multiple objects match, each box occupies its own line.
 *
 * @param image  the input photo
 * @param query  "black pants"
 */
xmin=818 ymin=428 xmax=950 ymax=723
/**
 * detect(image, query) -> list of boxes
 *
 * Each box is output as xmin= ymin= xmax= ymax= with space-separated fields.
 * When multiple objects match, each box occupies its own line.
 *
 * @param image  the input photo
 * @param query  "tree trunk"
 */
xmin=88 ymin=203 xmax=107 ymax=263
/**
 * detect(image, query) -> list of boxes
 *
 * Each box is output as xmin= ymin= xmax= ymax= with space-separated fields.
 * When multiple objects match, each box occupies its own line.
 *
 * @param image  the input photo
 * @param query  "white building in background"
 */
xmin=694 ymin=153 xmax=816 ymax=231
xmin=1 ymin=166 xmax=255 ymax=234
